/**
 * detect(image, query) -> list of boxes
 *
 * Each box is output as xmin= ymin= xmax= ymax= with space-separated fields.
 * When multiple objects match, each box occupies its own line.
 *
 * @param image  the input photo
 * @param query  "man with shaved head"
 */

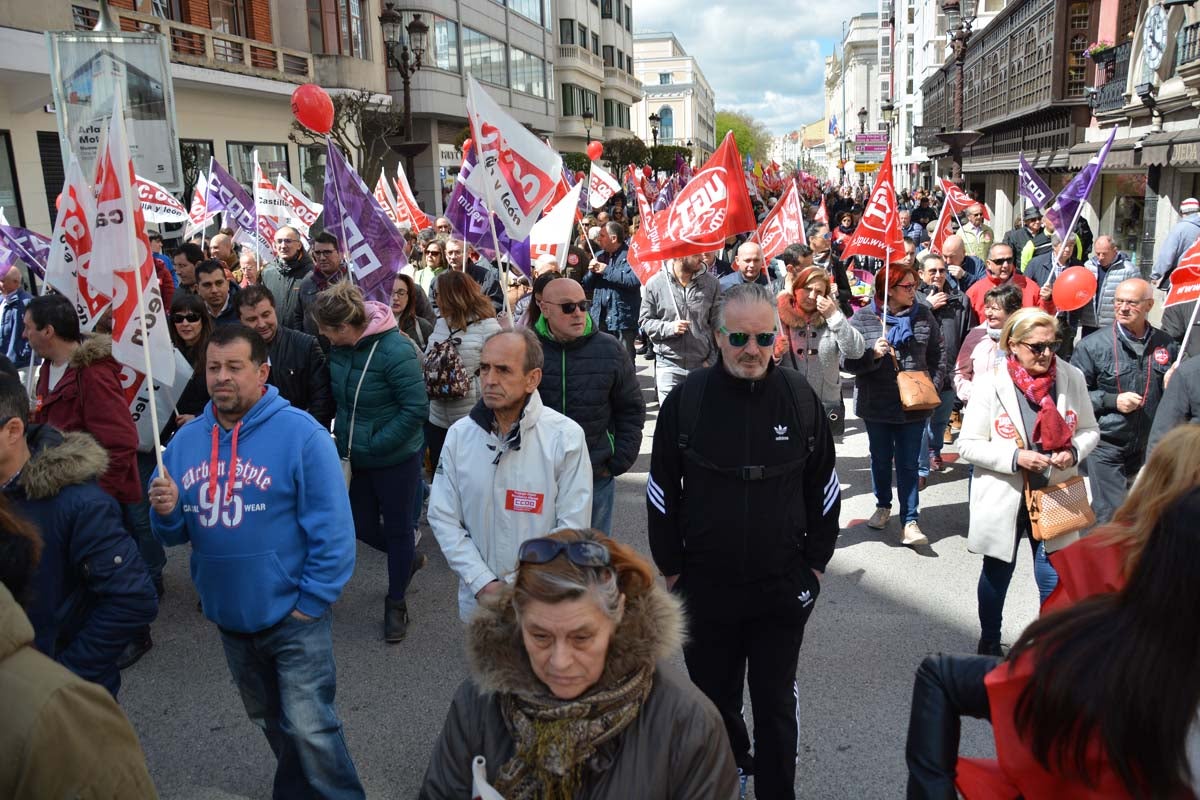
xmin=1072 ymin=277 xmax=1178 ymax=523
xmin=1078 ymin=234 xmax=1140 ymax=337
xmin=260 ymin=225 xmax=313 ymax=330
xmin=209 ymin=232 xmax=238 ymax=278
xmin=534 ymin=277 xmax=645 ymax=534
xmin=958 ymin=203 xmax=993 ymax=261
xmin=719 ymin=241 xmax=771 ymax=293
xmin=940 ymin=234 xmax=985 ymax=292
xmin=0 ymin=266 xmax=32 ymax=381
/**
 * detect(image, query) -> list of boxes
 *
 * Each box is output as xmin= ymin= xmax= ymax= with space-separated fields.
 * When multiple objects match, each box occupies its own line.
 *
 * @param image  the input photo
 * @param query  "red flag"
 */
xmin=755 ymin=181 xmax=807 ymax=261
xmin=1165 ymin=245 xmax=1200 ymax=306
xmin=627 ymin=165 xmax=654 ymax=222
xmin=940 ymin=178 xmax=991 ymax=221
xmin=929 ymin=198 xmax=956 ymax=255
xmin=626 ymin=131 xmax=756 ymax=283
xmin=841 ymin=148 xmax=905 ymax=264
xmin=393 ymin=164 xmax=432 ymax=233
xmin=815 ymin=195 xmax=829 ymax=226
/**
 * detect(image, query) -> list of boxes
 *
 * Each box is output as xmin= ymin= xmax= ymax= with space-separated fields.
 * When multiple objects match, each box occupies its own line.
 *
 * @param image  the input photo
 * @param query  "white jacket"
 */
xmin=957 ymin=357 xmax=1100 ymax=562
xmin=429 ymin=391 xmax=593 ymax=620
xmin=425 ymin=316 xmax=503 ymax=428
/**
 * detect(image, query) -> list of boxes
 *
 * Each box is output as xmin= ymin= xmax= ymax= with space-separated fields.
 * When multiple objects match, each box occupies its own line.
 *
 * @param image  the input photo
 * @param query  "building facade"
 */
xmin=630 ymin=32 xmax=715 ymax=163
xmin=824 ymin=13 xmax=880 ymax=185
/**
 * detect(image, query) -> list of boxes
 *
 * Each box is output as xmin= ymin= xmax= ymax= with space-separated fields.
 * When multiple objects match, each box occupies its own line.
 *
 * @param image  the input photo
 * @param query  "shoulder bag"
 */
xmin=1013 ymin=426 xmax=1094 ymax=541
xmin=342 ymin=340 xmax=380 ymax=487
xmin=890 ymin=351 xmax=941 ymax=411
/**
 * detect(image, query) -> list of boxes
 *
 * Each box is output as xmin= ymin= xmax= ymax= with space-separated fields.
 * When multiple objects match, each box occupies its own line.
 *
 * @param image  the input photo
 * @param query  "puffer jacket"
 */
xmin=638 ymin=267 xmax=721 ymax=369
xmin=329 ymin=301 xmax=428 ymax=468
xmin=1151 ymin=213 xmax=1200 ymax=283
xmin=32 ymin=335 xmax=141 ymax=504
xmin=419 ymin=582 xmax=738 ymax=799
xmin=1071 ymin=323 xmax=1177 ymax=452
xmin=1076 ymin=252 xmax=1141 ymax=330
xmin=583 ymin=243 xmax=641 ymax=332
xmin=424 ymin=315 xmax=503 ymax=429
xmin=1 ymin=288 xmax=31 ymax=367
xmin=267 ymin=325 xmax=334 ymax=428
xmin=774 ymin=299 xmax=865 ymax=405
xmin=427 ymin=391 xmax=592 ymax=620
xmin=844 ymin=302 xmax=947 ymax=423
xmin=4 ymin=426 xmax=157 ymax=696
xmin=0 ymin=584 xmax=157 ymax=800
xmin=261 ymin=251 xmax=313 ymax=330
xmin=534 ymin=315 xmax=645 ymax=477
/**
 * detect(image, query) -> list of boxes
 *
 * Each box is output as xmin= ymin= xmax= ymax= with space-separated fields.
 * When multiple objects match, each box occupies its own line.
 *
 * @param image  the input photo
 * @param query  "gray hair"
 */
xmin=920 ymin=252 xmax=946 ymax=271
xmin=485 ymin=328 xmax=544 ymax=374
xmin=717 ymin=282 xmax=776 ymax=330
xmin=603 ymin=221 xmax=626 ymax=243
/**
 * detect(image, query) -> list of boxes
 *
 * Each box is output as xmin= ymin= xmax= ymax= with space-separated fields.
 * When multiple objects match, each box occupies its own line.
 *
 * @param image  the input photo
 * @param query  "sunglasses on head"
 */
xmin=1019 ymin=340 xmax=1061 ymax=356
xmin=171 ymin=312 xmax=202 ymax=323
xmin=518 ymin=537 xmax=611 ymax=568
xmin=720 ymin=326 xmax=777 ymax=348
xmin=550 ymin=300 xmax=588 ymax=314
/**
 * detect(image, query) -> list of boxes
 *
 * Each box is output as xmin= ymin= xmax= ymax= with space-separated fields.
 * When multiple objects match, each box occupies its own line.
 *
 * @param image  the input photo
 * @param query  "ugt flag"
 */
xmin=588 ymin=162 xmax=622 ymax=210
xmin=530 ymin=181 xmax=583 ymax=271
xmin=755 ymin=180 xmax=807 ymax=262
xmin=1017 ymin=152 xmax=1052 ymax=210
xmin=840 ymin=147 xmax=905 ymax=264
xmin=1045 ymin=127 xmax=1117 ymax=233
xmin=1164 ymin=235 xmax=1200 ymax=307
xmin=322 ymin=139 xmax=407 ymax=304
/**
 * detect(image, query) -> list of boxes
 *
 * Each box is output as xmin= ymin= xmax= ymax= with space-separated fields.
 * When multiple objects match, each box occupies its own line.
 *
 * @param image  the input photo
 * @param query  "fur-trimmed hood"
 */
xmin=17 ymin=426 xmax=109 ymax=500
xmin=467 ymin=583 xmax=684 ymax=699
xmin=68 ymin=334 xmax=117 ymax=369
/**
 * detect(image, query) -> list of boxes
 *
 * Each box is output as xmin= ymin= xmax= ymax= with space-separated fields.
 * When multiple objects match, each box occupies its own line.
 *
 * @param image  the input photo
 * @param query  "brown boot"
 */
xmin=384 ymin=597 xmax=409 ymax=643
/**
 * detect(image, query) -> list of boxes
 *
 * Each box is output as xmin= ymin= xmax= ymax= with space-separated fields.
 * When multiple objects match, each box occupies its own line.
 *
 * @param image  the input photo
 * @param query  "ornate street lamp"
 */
xmin=582 ymin=109 xmax=594 ymax=143
xmin=857 ymin=106 xmax=868 ymax=134
xmin=936 ymin=0 xmax=982 ymax=185
xmin=380 ymin=3 xmax=429 ymax=182
xmin=649 ymin=112 xmax=661 ymax=147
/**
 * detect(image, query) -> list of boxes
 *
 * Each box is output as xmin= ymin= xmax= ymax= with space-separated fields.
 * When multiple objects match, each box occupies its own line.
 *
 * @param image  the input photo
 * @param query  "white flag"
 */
xmin=274 ymin=176 xmax=323 ymax=235
xmin=47 ymin=155 xmax=110 ymax=332
xmin=254 ymin=155 xmax=293 ymax=222
xmin=587 ymin=162 xmax=622 ymax=210
xmin=136 ymin=176 xmax=190 ymax=224
xmin=530 ymin=181 xmax=582 ymax=272
xmin=373 ymin=169 xmax=401 ymax=227
xmin=184 ymin=170 xmax=214 ymax=238
xmin=393 ymin=162 xmax=431 ymax=232
xmin=465 ymin=74 xmax=564 ymax=240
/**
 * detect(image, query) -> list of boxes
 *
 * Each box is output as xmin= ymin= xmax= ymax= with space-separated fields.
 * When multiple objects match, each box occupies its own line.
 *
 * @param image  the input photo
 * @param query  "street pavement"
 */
xmin=120 ymin=358 xmax=1040 ymax=798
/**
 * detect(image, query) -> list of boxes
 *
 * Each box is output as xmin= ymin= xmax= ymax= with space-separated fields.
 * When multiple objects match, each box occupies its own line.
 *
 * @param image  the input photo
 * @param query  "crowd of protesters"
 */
xmin=1 ymin=171 xmax=1200 ymax=800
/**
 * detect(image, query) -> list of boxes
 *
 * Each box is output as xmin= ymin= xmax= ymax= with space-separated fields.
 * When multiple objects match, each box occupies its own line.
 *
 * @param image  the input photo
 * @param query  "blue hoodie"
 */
xmin=150 ymin=386 xmax=355 ymax=633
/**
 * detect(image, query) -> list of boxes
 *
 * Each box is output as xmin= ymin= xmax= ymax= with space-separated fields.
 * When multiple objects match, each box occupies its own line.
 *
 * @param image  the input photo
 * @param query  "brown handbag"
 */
xmin=1013 ymin=428 xmax=1095 ymax=541
xmin=890 ymin=352 xmax=941 ymax=411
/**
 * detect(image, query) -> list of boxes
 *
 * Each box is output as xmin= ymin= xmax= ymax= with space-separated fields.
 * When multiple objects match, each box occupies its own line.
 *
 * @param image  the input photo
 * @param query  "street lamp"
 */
xmin=649 ymin=112 xmax=661 ymax=147
xmin=380 ymin=3 xmax=429 ymax=182
xmin=857 ymin=106 xmax=868 ymax=134
xmin=582 ymin=108 xmax=594 ymax=143
xmin=936 ymin=0 xmax=982 ymax=185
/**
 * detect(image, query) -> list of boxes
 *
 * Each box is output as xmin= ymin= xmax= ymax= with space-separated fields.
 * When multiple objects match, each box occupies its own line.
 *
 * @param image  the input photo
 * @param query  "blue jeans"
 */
xmin=219 ymin=610 xmax=364 ymax=800
xmin=864 ymin=419 xmax=925 ymax=523
xmin=591 ymin=476 xmax=614 ymax=535
xmin=350 ymin=452 xmax=421 ymax=601
xmin=976 ymin=506 xmax=1059 ymax=643
xmin=919 ymin=389 xmax=958 ymax=476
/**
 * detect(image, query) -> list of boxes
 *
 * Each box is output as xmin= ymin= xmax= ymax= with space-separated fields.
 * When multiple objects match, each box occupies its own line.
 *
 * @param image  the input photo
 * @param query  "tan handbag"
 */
xmin=1013 ymin=428 xmax=1095 ymax=541
xmin=891 ymin=352 xmax=941 ymax=411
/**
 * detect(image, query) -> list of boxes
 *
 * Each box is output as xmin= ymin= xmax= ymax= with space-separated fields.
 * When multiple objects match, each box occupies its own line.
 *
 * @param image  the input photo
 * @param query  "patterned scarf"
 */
xmin=1006 ymin=355 xmax=1072 ymax=451
xmin=494 ymin=665 xmax=653 ymax=800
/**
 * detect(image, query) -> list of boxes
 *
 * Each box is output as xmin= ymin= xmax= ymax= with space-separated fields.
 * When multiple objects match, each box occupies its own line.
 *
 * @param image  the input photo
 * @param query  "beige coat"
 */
xmin=957 ymin=357 xmax=1100 ymax=562
xmin=0 ymin=583 xmax=157 ymax=799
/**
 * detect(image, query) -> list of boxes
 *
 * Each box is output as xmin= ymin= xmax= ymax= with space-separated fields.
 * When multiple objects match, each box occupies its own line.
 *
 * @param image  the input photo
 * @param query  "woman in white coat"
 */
xmin=957 ymin=308 xmax=1100 ymax=656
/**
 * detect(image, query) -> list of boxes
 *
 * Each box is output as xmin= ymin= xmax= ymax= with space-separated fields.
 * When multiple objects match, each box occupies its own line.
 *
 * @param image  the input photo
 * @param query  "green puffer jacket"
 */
xmin=329 ymin=301 xmax=429 ymax=469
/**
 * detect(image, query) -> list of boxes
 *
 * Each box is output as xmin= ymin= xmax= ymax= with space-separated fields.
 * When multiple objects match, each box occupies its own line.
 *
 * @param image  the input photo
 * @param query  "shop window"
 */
xmin=0 ymin=131 xmax=24 ymax=226
xmin=1105 ymin=173 xmax=1146 ymax=260
xmin=225 ymin=142 xmax=290 ymax=190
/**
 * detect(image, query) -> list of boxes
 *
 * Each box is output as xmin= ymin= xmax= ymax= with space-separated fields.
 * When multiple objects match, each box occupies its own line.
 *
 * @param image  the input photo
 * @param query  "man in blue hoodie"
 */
xmin=148 ymin=324 xmax=363 ymax=799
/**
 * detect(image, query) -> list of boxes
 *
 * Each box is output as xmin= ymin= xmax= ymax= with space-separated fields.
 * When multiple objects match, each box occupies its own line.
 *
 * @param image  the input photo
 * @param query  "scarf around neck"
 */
xmin=1006 ymin=355 xmax=1072 ymax=451
xmin=876 ymin=299 xmax=914 ymax=348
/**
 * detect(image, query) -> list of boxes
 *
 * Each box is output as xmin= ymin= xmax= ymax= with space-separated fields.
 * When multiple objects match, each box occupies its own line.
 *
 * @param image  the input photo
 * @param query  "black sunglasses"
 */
xmin=720 ymin=327 xmax=777 ymax=348
xmin=1019 ymin=340 xmax=1061 ymax=356
xmin=518 ymin=537 xmax=611 ymax=568
xmin=989 ymin=256 xmax=1015 ymax=265
xmin=549 ymin=301 xmax=588 ymax=314
xmin=171 ymin=312 xmax=202 ymax=323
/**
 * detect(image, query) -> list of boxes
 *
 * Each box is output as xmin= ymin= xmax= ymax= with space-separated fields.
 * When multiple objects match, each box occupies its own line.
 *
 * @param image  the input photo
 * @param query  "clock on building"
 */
xmin=1144 ymin=4 xmax=1168 ymax=71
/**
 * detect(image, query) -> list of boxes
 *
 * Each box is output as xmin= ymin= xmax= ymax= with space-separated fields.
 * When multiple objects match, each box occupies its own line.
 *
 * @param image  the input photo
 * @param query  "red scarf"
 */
xmin=1006 ymin=356 xmax=1072 ymax=451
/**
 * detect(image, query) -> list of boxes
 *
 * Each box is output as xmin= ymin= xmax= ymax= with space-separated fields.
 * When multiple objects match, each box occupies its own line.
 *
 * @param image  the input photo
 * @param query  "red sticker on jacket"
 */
xmin=994 ymin=414 xmax=1017 ymax=440
xmin=1154 ymin=347 xmax=1170 ymax=366
xmin=1065 ymin=410 xmax=1078 ymax=431
xmin=505 ymin=490 xmax=545 ymax=514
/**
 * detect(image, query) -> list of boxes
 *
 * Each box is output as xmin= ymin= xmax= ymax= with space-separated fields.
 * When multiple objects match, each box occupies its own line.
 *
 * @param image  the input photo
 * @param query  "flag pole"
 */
xmin=252 ymin=150 xmax=261 ymax=281
xmin=483 ymin=208 xmax=513 ymax=321
xmin=327 ymin=138 xmax=355 ymax=289
xmin=1176 ymin=299 xmax=1200 ymax=364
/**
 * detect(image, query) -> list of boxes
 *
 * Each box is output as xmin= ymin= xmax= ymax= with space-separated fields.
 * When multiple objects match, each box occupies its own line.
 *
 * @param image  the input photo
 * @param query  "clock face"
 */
xmin=1145 ymin=5 xmax=1167 ymax=70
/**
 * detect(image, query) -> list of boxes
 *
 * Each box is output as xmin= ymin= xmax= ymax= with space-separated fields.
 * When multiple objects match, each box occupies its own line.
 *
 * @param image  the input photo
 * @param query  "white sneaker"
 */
xmin=867 ymin=507 xmax=892 ymax=529
xmin=902 ymin=521 xmax=929 ymax=547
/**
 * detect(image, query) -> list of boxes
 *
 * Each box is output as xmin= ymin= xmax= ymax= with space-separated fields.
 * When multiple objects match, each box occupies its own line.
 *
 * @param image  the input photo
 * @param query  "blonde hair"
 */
xmin=311 ymin=280 xmax=367 ymax=329
xmin=999 ymin=307 xmax=1058 ymax=354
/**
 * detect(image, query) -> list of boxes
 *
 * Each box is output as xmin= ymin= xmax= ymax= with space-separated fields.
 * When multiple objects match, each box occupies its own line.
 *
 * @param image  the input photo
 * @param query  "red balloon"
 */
xmin=586 ymin=141 xmax=604 ymax=161
xmin=575 ymin=170 xmax=586 ymax=181
xmin=462 ymin=138 xmax=473 ymax=156
xmin=1051 ymin=266 xmax=1098 ymax=312
xmin=55 ymin=193 xmax=62 ymax=211
xmin=290 ymin=83 xmax=334 ymax=135
xmin=642 ymin=165 xmax=653 ymax=178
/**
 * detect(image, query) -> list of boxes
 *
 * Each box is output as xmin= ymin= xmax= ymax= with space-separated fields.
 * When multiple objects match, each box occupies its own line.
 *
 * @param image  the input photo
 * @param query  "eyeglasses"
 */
xmin=425 ymin=249 xmax=442 ymax=256
xmin=892 ymin=282 xmax=917 ymax=290
xmin=274 ymin=238 xmax=298 ymax=245
xmin=924 ymin=268 xmax=947 ymax=274
xmin=720 ymin=327 xmax=777 ymax=348
xmin=518 ymin=537 xmax=611 ymax=568
xmin=1019 ymin=340 xmax=1061 ymax=356
xmin=1113 ymin=298 xmax=1150 ymax=308
xmin=171 ymin=312 xmax=202 ymax=324
xmin=392 ymin=288 xmax=409 ymax=298
xmin=989 ymin=257 xmax=1015 ymax=265
xmin=549 ymin=300 xmax=588 ymax=314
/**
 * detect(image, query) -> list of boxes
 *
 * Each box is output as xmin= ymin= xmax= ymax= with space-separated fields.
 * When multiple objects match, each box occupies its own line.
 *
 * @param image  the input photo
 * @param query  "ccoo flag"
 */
xmin=1045 ymin=127 xmax=1117 ymax=233
xmin=1017 ymin=152 xmax=1052 ymax=210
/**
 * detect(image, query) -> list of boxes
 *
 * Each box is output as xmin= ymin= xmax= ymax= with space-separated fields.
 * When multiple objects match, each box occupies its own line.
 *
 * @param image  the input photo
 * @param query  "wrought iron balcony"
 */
xmin=1093 ymin=41 xmax=1131 ymax=113
xmin=1178 ymin=22 xmax=1200 ymax=71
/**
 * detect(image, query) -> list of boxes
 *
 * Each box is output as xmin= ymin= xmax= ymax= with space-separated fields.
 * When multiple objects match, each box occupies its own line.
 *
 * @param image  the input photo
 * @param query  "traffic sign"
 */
xmin=855 ymin=163 xmax=880 ymax=172
xmin=855 ymin=132 xmax=888 ymax=145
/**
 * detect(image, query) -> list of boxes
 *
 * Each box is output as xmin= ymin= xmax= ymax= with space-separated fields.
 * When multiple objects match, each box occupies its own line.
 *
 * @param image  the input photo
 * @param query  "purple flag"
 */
xmin=1045 ymin=128 xmax=1116 ymax=232
xmin=445 ymin=148 xmax=531 ymax=273
xmin=1017 ymin=152 xmax=1052 ymax=210
xmin=322 ymin=140 xmax=406 ymax=304
xmin=0 ymin=226 xmax=51 ymax=279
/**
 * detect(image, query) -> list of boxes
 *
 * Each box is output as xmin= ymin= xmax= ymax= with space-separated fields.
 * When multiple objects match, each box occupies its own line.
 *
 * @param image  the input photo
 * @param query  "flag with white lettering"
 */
xmin=206 ymin=158 xmax=272 ymax=256
xmin=46 ymin=154 xmax=109 ymax=332
xmin=465 ymin=74 xmax=564 ymax=240
xmin=393 ymin=163 xmax=432 ymax=232
xmin=1017 ymin=152 xmax=1052 ymax=210
xmin=530 ymin=182 xmax=582 ymax=271
xmin=136 ymin=176 xmax=190 ymax=224
xmin=322 ymin=139 xmax=407 ymax=303
xmin=120 ymin=351 xmax=193 ymax=449
xmin=373 ymin=169 xmax=401 ymax=227
xmin=588 ymin=162 xmax=621 ymax=210
xmin=254 ymin=156 xmax=293 ymax=221
xmin=1165 ymin=238 xmax=1200 ymax=307
xmin=0 ymin=226 xmax=51 ymax=279
xmin=184 ymin=170 xmax=214 ymax=238
xmin=929 ymin=197 xmax=956 ymax=256
xmin=840 ymin=148 xmax=905 ymax=264
xmin=274 ymin=176 xmax=323 ymax=236
xmin=445 ymin=148 xmax=531 ymax=272
xmin=1045 ymin=127 xmax=1116 ymax=233
xmin=755 ymin=180 xmax=807 ymax=262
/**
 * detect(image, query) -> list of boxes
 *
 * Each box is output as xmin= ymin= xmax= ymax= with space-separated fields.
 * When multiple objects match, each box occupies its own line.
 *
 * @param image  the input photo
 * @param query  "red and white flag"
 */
xmin=929 ymin=198 xmax=956 ymax=256
xmin=1165 ymin=243 xmax=1200 ymax=307
xmin=755 ymin=180 xmax=807 ymax=262
xmin=393 ymin=163 xmax=432 ymax=232
xmin=840 ymin=147 xmax=905 ymax=264
xmin=587 ymin=162 xmax=621 ymax=210
xmin=815 ymin=194 xmax=829 ymax=225
xmin=92 ymin=96 xmax=176 ymax=386
xmin=254 ymin=156 xmax=293 ymax=222
xmin=530 ymin=181 xmax=582 ymax=271
xmin=274 ymin=176 xmax=323 ymax=235
xmin=939 ymin=178 xmax=991 ymax=221
xmin=465 ymin=74 xmax=564 ymax=240
xmin=184 ymin=170 xmax=215 ymax=237
xmin=373 ymin=169 xmax=401 ymax=227
xmin=136 ymin=176 xmax=189 ymax=224
xmin=46 ymin=154 xmax=109 ymax=332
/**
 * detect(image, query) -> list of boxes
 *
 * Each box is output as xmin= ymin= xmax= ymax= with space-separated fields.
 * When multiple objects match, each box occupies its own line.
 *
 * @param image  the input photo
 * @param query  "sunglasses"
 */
xmin=1019 ymin=340 xmax=1061 ymax=356
xmin=549 ymin=301 xmax=588 ymax=314
xmin=989 ymin=257 xmax=1015 ymax=265
xmin=518 ymin=537 xmax=611 ymax=568
xmin=171 ymin=312 xmax=202 ymax=323
xmin=720 ymin=326 xmax=777 ymax=348
xmin=425 ymin=249 xmax=442 ymax=256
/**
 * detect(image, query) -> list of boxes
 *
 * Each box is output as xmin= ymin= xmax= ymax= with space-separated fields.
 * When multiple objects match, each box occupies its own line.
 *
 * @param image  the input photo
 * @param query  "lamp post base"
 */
xmin=934 ymin=130 xmax=982 ymax=186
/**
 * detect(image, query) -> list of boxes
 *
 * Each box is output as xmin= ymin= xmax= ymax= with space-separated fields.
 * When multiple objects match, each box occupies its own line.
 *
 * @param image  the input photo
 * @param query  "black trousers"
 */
xmin=679 ymin=571 xmax=819 ymax=800
xmin=905 ymin=654 xmax=1000 ymax=800
xmin=1080 ymin=439 xmax=1142 ymax=526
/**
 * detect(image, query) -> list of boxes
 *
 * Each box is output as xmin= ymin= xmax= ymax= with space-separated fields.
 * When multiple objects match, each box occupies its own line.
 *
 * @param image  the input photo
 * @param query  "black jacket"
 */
xmin=267 ymin=325 xmax=334 ymax=428
xmin=646 ymin=360 xmax=840 ymax=585
xmin=917 ymin=282 xmax=971 ymax=365
xmin=5 ymin=426 xmax=157 ymax=696
xmin=845 ymin=302 xmax=947 ymax=421
xmin=1071 ymin=323 xmax=1177 ymax=452
xmin=1160 ymin=300 xmax=1200 ymax=359
xmin=534 ymin=317 xmax=645 ymax=477
xmin=1147 ymin=355 xmax=1200 ymax=454
xmin=431 ymin=262 xmax=504 ymax=315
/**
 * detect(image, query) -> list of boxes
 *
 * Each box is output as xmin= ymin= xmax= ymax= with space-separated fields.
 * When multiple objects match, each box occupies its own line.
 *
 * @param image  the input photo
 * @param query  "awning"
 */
xmin=1067 ymin=136 xmax=1140 ymax=169
xmin=1141 ymin=129 xmax=1200 ymax=166
xmin=961 ymin=149 xmax=1074 ymax=174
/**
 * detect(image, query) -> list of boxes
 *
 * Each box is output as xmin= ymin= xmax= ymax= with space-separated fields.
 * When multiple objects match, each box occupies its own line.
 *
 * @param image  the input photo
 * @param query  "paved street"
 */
xmin=120 ymin=360 xmax=1040 ymax=798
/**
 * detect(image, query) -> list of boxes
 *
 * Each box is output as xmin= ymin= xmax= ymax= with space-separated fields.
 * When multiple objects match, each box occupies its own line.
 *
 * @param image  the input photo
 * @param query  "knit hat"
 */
xmin=1182 ymin=198 xmax=1200 ymax=214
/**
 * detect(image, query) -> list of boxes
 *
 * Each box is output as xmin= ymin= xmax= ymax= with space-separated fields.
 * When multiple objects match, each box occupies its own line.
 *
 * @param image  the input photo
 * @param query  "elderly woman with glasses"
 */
xmin=957 ymin=308 xmax=1099 ymax=656
xmin=846 ymin=263 xmax=946 ymax=548
xmin=420 ymin=529 xmax=739 ymax=799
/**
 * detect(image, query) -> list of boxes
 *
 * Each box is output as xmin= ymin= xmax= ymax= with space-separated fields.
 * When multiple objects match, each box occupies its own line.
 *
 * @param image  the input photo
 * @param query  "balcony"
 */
xmin=557 ymin=44 xmax=604 ymax=80
xmin=1177 ymin=22 xmax=1200 ymax=71
xmin=1093 ymin=41 xmax=1131 ymax=114
xmin=603 ymin=67 xmax=642 ymax=100
xmin=71 ymin=3 xmax=312 ymax=84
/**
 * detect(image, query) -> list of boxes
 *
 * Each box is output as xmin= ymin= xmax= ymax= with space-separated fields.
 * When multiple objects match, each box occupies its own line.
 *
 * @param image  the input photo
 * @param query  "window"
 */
xmin=179 ymin=139 xmax=214 ymax=208
xmin=603 ymin=45 xmax=614 ymax=67
xmin=659 ymin=72 xmax=671 ymax=84
xmin=225 ymin=143 xmax=290 ymax=190
xmin=511 ymin=48 xmax=547 ymax=97
xmin=463 ymin=27 xmax=507 ymax=86
xmin=308 ymin=0 xmax=367 ymax=58
xmin=395 ymin=12 xmax=458 ymax=71
xmin=591 ymin=33 xmax=600 ymax=55
xmin=561 ymin=83 xmax=598 ymax=117
xmin=617 ymin=51 xmax=624 ymax=71
xmin=210 ymin=0 xmax=246 ymax=35
xmin=560 ymin=19 xmax=574 ymax=45
xmin=509 ymin=0 xmax=543 ymax=25
xmin=627 ymin=58 xmax=633 ymax=75
xmin=1065 ymin=2 xmax=1090 ymax=97
xmin=624 ymin=5 xmax=631 ymax=30
xmin=578 ymin=23 xmax=587 ymax=47
xmin=658 ymin=106 xmax=673 ymax=141
xmin=604 ymin=100 xmax=630 ymax=129
xmin=0 ymin=132 xmax=24 ymax=226
xmin=601 ymin=0 xmax=612 ymax=18
xmin=298 ymin=145 xmax=326 ymax=204
xmin=150 ymin=0 xmax=183 ymax=20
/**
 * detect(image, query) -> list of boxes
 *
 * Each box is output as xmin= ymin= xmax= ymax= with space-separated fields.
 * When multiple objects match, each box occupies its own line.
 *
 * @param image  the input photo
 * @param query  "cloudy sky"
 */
xmin=633 ymin=0 xmax=877 ymax=135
